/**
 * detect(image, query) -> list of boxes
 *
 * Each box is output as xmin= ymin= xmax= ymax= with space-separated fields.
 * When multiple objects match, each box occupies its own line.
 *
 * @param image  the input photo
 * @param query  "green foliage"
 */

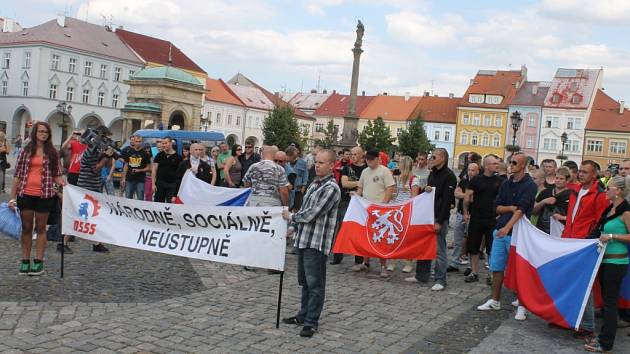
xmin=262 ymin=106 xmax=303 ymax=150
xmin=358 ymin=117 xmax=395 ymax=152
xmin=318 ymin=119 xmax=338 ymax=149
xmin=397 ymin=117 xmax=434 ymax=158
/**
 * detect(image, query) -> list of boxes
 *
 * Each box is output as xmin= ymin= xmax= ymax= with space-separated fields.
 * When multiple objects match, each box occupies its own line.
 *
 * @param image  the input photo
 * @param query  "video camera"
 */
xmin=80 ymin=127 xmax=119 ymax=154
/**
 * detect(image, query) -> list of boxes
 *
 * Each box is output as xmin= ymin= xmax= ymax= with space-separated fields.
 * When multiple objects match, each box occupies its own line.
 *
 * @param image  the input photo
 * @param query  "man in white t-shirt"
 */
xmin=356 ymin=149 xmax=395 ymax=277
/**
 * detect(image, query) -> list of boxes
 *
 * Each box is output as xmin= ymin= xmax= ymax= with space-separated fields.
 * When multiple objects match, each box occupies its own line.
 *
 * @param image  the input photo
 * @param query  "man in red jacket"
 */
xmin=562 ymin=160 xmax=610 ymax=340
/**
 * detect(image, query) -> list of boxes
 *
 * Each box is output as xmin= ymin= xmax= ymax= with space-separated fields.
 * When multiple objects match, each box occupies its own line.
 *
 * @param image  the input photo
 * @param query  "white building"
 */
xmin=203 ymin=78 xmax=246 ymax=146
xmin=0 ymin=16 xmax=143 ymax=144
xmin=538 ymin=69 xmax=603 ymax=164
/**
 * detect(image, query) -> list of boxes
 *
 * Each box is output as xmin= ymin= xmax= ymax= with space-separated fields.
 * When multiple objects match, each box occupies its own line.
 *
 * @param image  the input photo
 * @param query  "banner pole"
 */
xmin=276 ymin=271 xmax=284 ymax=328
xmin=59 ymin=238 xmax=64 ymax=278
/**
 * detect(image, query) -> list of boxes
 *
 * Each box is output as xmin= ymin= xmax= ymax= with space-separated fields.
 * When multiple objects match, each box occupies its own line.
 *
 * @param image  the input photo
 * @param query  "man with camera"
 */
xmin=77 ymin=125 xmax=116 ymax=253
xmin=61 ymin=130 xmax=87 ymax=186
xmin=121 ymin=134 xmax=151 ymax=200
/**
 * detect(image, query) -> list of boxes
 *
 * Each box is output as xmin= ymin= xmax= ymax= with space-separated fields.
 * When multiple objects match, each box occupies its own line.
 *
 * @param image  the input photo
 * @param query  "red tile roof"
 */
xmin=314 ymin=93 xmax=374 ymax=117
xmin=360 ymin=95 xmax=422 ymax=121
xmin=205 ymin=78 xmax=243 ymax=106
xmin=116 ymin=28 xmax=206 ymax=74
xmin=586 ymin=90 xmax=630 ymax=132
xmin=543 ymin=69 xmax=602 ymax=109
xmin=460 ymin=70 xmax=525 ymax=109
xmin=409 ymin=96 xmax=460 ymax=124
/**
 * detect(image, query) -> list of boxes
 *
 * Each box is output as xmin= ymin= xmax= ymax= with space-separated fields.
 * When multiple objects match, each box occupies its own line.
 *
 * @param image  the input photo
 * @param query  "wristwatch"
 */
xmin=609 ymin=234 xmax=614 ymax=241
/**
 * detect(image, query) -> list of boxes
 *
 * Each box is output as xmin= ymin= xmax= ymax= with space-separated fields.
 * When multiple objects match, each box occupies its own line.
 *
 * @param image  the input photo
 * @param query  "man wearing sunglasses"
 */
xmin=240 ymin=143 xmax=260 ymax=178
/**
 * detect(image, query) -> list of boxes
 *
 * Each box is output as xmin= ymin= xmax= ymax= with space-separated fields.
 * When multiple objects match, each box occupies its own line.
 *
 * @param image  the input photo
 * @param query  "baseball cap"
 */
xmin=365 ymin=149 xmax=379 ymax=160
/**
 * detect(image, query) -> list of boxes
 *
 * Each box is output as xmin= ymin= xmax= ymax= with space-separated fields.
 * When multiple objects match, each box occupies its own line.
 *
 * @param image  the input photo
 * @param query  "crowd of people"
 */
xmin=4 ymin=124 xmax=630 ymax=348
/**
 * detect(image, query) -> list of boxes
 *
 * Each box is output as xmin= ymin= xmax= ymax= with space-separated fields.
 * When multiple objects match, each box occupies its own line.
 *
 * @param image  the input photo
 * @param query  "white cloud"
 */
xmin=539 ymin=0 xmax=630 ymax=24
xmin=303 ymin=0 xmax=344 ymax=16
xmin=385 ymin=11 xmax=460 ymax=46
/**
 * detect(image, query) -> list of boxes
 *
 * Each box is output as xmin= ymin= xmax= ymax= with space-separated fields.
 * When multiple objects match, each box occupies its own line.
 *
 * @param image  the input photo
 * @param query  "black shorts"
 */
xmin=17 ymin=195 xmax=56 ymax=213
xmin=466 ymin=218 xmax=495 ymax=255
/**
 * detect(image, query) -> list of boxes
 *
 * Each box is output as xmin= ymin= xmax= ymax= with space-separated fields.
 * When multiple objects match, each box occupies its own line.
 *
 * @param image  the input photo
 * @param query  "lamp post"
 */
xmin=509 ymin=111 xmax=523 ymax=156
xmin=55 ymin=101 xmax=72 ymax=146
xmin=559 ymin=132 xmax=568 ymax=163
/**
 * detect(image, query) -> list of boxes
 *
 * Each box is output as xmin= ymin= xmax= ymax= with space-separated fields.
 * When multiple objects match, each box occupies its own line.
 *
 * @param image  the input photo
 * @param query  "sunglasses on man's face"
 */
xmin=275 ymin=159 xmax=285 ymax=163
xmin=510 ymin=161 xmax=518 ymax=166
xmin=245 ymin=146 xmax=253 ymax=149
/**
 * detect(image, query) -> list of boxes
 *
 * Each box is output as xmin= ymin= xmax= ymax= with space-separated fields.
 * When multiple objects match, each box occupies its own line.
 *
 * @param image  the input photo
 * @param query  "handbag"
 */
xmin=0 ymin=202 xmax=22 ymax=240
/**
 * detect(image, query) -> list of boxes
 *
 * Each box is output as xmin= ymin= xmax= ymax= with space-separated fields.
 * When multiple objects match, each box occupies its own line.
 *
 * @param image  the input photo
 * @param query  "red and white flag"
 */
xmin=332 ymin=192 xmax=436 ymax=259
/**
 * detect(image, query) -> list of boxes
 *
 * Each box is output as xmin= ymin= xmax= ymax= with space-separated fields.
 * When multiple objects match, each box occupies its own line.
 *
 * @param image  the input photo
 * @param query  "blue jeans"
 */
xmin=125 ymin=180 xmax=145 ymax=200
xmin=450 ymin=213 xmax=466 ymax=267
xmin=296 ymin=248 xmax=327 ymax=328
xmin=101 ymin=178 xmax=115 ymax=195
xmin=415 ymin=220 xmax=449 ymax=285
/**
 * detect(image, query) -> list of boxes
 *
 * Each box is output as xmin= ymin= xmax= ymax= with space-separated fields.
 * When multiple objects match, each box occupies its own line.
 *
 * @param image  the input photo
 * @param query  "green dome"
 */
xmin=132 ymin=66 xmax=202 ymax=87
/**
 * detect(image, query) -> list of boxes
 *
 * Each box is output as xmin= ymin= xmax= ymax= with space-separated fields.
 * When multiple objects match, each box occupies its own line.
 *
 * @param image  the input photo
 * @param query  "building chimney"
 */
xmin=469 ymin=79 xmax=474 ymax=86
xmin=310 ymin=89 xmax=317 ymax=93
xmin=333 ymin=90 xmax=336 ymax=94
xmin=448 ymin=93 xmax=454 ymax=99
xmin=404 ymin=92 xmax=410 ymax=101
xmin=620 ymin=101 xmax=625 ymax=115
xmin=362 ymin=90 xmax=365 ymax=96
xmin=515 ymin=81 xmax=520 ymax=89
xmin=274 ymin=91 xmax=279 ymax=97
xmin=521 ymin=64 xmax=528 ymax=79
xmin=532 ymin=85 xmax=538 ymax=95
xmin=383 ymin=92 xmax=388 ymax=96
xmin=424 ymin=91 xmax=430 ymax=97
xmin=322 ymin=89 xmax=327 ymax=94
xmin=56 ymin=15 xmax=66 ymax=27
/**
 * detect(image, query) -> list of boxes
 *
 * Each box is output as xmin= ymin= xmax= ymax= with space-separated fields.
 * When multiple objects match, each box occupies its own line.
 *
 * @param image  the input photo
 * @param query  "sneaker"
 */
xmin=56 ymin=244 xmax=73 ymax=254
xmin=299 ymin=326 xmax=316 ymax=338
xmin=386 ymin=264 xmax=395 ymax=272
xmin=18 ymin=261 xmax=30 ymax=276
xmin=458 ymin=256 xmax=469 ymax=265
xmin=380 ymin=266 xmax=389 ymax=278
xmin=584 ymin=339 xmax=609 ymax=353
xmin=29 ymin=260 xmax=44 ymax=276
xmin=352 ymin=263 xmax=367 ymax=272
xmin=282 ymin=316 xmax=303 ymax=325
xmin=464 ymin=273 xmax=479 ymax=283
xmin=477 ymin=299 xmax=501 ymax=311
xmin=463 ymin=268 xmax=472 ymax=276
xmin=402 ymin=265 xmax=413 ymax=273
xmin=512 ymin=299 xmax=519 ymax=307
xmin=484 ymin=262 xmax=489 ymax=269
xmin=431 ymin=283 xmax=445 ymax=291
xmin=404 ymin=276 xmax=423 ymax=283
xmin=573 ymin=329 xmax=594 ymax=340
xmin=92 ymin=244 xmax=110 ymax=253
xmin=514 ymin=306 xmax=527 ymax=321
xmin=446 ymin=266 xmax=459 ymax=273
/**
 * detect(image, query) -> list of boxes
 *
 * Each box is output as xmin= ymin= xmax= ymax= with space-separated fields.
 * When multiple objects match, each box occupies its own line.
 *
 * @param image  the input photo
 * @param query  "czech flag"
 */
xmin=175 ymin=170 xmax=251 ymax=206
xmin=332 ymin=191 xmax=436 ymax=260
xmin=505 ymin=218 xmax=605 ymax=330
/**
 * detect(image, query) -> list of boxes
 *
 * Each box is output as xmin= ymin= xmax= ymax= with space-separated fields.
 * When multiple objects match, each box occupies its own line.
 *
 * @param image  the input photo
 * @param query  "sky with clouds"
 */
xmin=4 ymin=0 xmax=630 ymax=101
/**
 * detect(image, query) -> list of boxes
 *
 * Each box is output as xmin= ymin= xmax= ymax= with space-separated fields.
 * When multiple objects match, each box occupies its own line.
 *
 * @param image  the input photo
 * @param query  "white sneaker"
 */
xmin=484 ymin=262 xmax=489 ymax=269
xmin=511 ymin=299 xmax=519 ymax=307
xmin=352 ymin=264 xmax=366 ymax=272
xmin=477 ymin=299 xmax=501 ymax=311
xmin=404 ymin=276 xmax=420 ymax=283
xmin=402 ymin=265 xmax=413 ymax=273
xmin=515 ymin=306 xmax=527 ymax=321
xmin=458 ymin=256 xmax=469 ymax=265
xmin=431 ymin=283 xmax=445 ymax=291
xmin=386 ymin=264 xmax=395 ymax=272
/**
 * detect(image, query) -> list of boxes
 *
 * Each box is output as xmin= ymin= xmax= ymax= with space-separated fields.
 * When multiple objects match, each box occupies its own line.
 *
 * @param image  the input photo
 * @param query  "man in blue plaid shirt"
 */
xmin=282 ymin=149 xmax=340 ymax=338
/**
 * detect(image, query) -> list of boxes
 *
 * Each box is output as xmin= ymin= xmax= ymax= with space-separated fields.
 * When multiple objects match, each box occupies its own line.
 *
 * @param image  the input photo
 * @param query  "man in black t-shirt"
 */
xmin=121 ymin=135 xmax=151 ymax=200
xmin=463 ymin=155 xmax=503 ymax=282
xmin=330 ymin=146 xmax=367 ymax=266
xmin=151 ymin=137 xmax=182 ymax=203
xmin=448 ymin=162 xmax=479 ymax=272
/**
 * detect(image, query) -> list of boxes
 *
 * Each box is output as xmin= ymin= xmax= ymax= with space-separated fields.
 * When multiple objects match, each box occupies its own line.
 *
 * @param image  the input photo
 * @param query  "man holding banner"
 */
xmin=282 ymin=149 xmax=340 ymax=338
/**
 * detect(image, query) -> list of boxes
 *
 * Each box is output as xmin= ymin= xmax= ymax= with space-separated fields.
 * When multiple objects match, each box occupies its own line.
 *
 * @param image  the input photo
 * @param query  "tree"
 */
xmin=397 ymin=116 xmax=434 ymax=158
xmin=315 ymin=119 xmax=338 ymax=149
xmin=262 ymin=106 xmax=303 ymax=150
xmin=358 ymin=117 xmax=395 ymax=152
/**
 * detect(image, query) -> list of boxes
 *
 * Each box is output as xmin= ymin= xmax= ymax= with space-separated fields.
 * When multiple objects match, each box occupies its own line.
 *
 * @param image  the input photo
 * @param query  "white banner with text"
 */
xmin=62 ymin=185 xmax=287 ymax=271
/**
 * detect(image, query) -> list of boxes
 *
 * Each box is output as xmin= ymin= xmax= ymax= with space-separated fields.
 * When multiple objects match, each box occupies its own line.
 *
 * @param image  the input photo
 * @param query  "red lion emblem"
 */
xmin=365 ymin=202 xmax=412 ymax=257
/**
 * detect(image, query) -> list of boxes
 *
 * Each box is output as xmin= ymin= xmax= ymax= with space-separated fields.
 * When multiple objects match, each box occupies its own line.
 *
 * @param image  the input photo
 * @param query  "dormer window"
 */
xmin=485 ymin=95 xmax=502 ymax=104
xmin=552 ymin=93 xmax=561 ymax=103
xmin=571 ymin=94 xmax=581 ymax=104
xmin=469 ymin=94 xmax=484 ymax=104
xmin=570 ymin=81 xmax=578 ymax=92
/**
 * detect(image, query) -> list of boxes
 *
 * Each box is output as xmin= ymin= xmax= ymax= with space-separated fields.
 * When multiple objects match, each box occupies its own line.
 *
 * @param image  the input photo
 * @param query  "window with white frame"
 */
xmin=469 ymin=94 xmax=484 ymax=104
xmin=84 ymin=61 xmax=92 ymax=76
xmin=543 ymin=138 xmax=557 ymax=151
xmin=397 ymin=128 xmax=403 ymax=136
xmin=471 ymin=134 xmax=478 ymax=145
xmin=462 ymin=114 xmax=470 ymax=125
xmin=22 ymin=81 xmax=28 ymax=96
xmin=567 ymin=117 xmax=582 ymax=129
xmin=460 ymin=132 xmax=468 ymax=145
xmin=100 ymin=64 xmax=107 ymax=79
xmin=3 ymin=52 xmax=10 ymax=69
xmin=112 ymin=94 xmax=119 ymax=108
xmin=526 ymin=135 xmax=534 ymax=148
xmin=227 ymin=114 xmax=233 ymax=126
xmin=527 ymin=113 xmax=536 ymax=127
xmin=114 ymin=67 xmax=121 ymax=81
xmin=66 ymin=87 xmax=74 ymax=101
xmin=434 ymin=130 xmax=440 ymax=140
xmin=483 ymin=115 xmax=492 ymax=127
xmin=23 ymin=52 xmax=31 ymax=68
xmin=49 ymin=84 xmax=58 ymax=99
xmin=69 ymin=58 xmax=77 ymax=73
xmin=82 ymin=89 xmax=90 ymax=104
xmin=51 ymin=54 xmax=60 ymax=70
xmin=485 ymin=95 xmax=502 ymax=104
xmin=129 ymin=70 xmax=135 ymax=79
xmin=1 ymin=80 xmax=7 ymax=96
xmin=216 ymin=112 xmax=221 ymax=125
xmin=236 ymin=115 xmax=241 ymax=126
xmin=444 ymin=130 xmax=450 ymax=141
xmin=482 ymin=134 xmax=489 ymax=146
xmin=610 ymin=141 xmax=627 ymax=155
xmin=472 ymin=115 xmax=480 ymax=126
xmin=571 ymin=95 xmax=581 ymax=104
xmin=97 ymin=91 xmax=105 ymax=106
xmin=495 ymin=116 xmax=502 ymax=127
xmin=493 ymin=135 xmax=500 ymax=147
xmin=586 ymin=140 xmax=603 ymax=153
xmin=256 ymin=117 xmax=260 ymax=127
xmin=315 ymin=123 xmax=324 ymax=132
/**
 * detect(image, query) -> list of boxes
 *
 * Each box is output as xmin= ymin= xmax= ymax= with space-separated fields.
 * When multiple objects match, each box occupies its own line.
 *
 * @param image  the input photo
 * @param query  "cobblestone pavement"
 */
xmin=1 ymin=172 xmax=630 ymax=353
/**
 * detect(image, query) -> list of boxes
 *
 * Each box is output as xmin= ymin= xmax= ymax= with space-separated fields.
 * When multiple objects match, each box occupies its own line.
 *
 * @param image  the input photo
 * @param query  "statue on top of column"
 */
xmin=354 ymin=20 xmax=364 ymax=49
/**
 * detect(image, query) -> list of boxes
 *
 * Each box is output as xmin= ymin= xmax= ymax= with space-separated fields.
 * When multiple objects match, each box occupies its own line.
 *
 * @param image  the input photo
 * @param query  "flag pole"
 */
xmin=276 ymin=271 xmax=284 ymax=328
xmin=59 ymin=238 xmax=64 ymax=278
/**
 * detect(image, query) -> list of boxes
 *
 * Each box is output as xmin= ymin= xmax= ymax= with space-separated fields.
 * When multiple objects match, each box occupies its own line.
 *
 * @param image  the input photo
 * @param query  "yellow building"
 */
xmin=454 ymin=68 xmax=526 ymax=169
xmin=583 ymin=89 xmax=630 ymax=168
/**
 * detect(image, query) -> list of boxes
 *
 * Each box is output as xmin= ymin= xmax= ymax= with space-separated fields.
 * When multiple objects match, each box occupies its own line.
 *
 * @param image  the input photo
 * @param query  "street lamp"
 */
xmin=509 ymin=111 xmax=523 ymax=155
xmin=56 ymin=101 xmax=72 ymax=145
xmin=559 ymin=132 xmax=568 ymax=163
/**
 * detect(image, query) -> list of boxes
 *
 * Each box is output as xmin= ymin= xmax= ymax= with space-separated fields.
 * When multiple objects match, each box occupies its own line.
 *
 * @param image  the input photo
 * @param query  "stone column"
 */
xmin=340 ymin=21 xmax=364 ymax=147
